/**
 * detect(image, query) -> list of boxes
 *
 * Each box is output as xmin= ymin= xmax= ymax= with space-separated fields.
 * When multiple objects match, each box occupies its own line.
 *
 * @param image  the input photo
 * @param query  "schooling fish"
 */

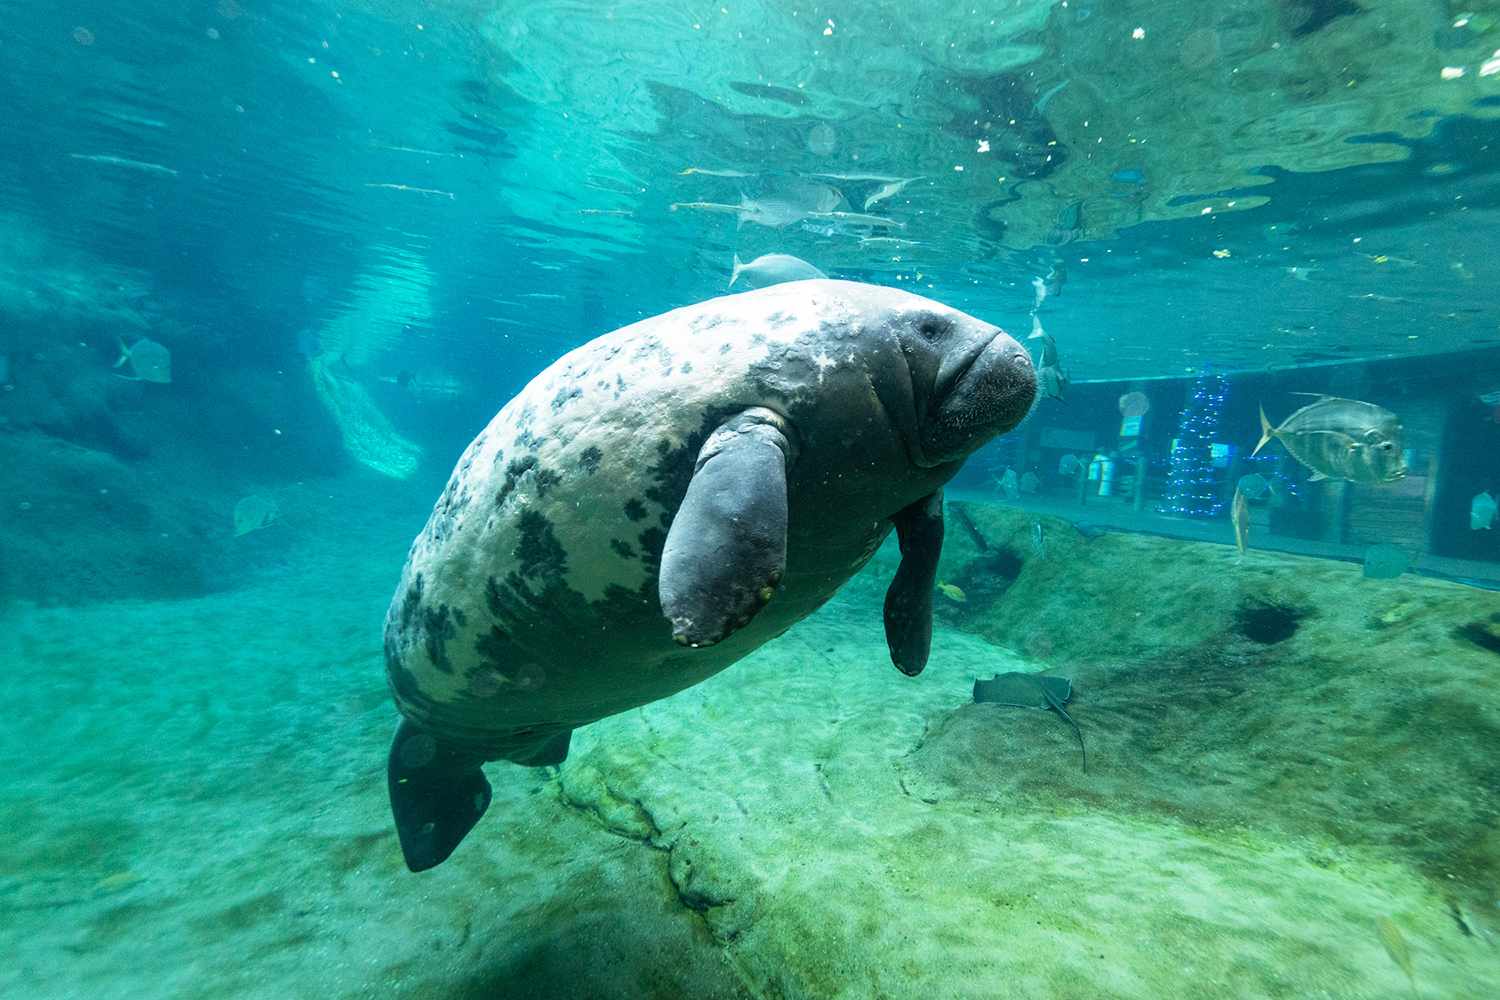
xmin=672 ymin=192 xmax=838 ymax=230
xmin=1253 ymin=395 xmax=1406 ymax=484
xmin=679 ymin=166 xmax=754 ymax=178
xmin=806 ymin=210 xmax=905 ymax=230
xmin=729 ymin=253 xmax=826 ymax=289
xmin=863 ymin=176 xmax=919 ymax=211
xmin=113 ymin=336 xmax=172 ymax=384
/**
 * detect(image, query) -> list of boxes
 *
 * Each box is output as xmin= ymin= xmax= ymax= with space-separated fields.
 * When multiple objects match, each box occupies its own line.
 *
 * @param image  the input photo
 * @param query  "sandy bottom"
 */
xmin=2 ymin=489 xmax=1496 ymax=999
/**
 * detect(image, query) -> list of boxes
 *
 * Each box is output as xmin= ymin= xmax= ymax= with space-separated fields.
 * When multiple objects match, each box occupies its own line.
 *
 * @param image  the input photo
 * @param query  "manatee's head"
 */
xmin=879 ymin=291 xmax=1036 ymax=466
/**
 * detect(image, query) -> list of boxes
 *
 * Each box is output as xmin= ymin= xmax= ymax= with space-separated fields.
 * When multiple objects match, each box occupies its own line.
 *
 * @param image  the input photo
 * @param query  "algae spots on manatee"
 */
xmin=610 ymin=538 xmax=636 ymax=559
xmin=398 ymin=573 xmax=425 ymax=631
xmin=514 ymin=508 xmax=568 ymax=580
xmin=623 ymin=498 xmax=647 ymax=521
xmin=420 ymin=603 xmax=458 ymax=673
xmin=551 ymin=385 xmax=582 ymax=412
xmin=496 ymin=455 xmax=562 ymax=508
xmin=579 ymin=446 xmax=603 ymax=474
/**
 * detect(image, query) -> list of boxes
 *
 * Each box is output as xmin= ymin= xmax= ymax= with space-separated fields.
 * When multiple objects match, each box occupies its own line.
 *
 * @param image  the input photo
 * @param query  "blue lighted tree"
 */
xmin=1159 ymin=369 xmax=1228 ymax=519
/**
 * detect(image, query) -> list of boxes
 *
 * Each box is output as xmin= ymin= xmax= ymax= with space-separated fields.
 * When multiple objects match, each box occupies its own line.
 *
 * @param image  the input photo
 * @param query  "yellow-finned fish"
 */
xmin=936 ymin=581 xmax=967 ymax=603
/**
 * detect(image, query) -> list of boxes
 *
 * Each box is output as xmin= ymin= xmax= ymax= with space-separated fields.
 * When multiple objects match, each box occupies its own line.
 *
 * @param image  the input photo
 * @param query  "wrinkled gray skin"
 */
xmin=383 ymin=279 xmax=1035 ymax=870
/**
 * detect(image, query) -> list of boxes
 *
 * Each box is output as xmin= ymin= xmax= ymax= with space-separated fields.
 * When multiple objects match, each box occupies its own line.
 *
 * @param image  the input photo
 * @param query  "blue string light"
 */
xmin=1159 ymin=369 xmax=1228 ymax=519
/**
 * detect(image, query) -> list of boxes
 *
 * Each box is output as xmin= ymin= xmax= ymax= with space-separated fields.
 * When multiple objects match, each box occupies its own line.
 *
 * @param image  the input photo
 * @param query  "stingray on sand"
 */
xmin=972 ymin=672 xmax=1087 ymax=771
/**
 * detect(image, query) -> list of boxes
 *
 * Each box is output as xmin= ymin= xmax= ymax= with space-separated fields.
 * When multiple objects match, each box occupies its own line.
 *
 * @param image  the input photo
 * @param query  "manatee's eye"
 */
xmin=915 ymin=315 xmax=950 ymax=341
xmin=1379 ymin=442 xmax=1395 ymax=451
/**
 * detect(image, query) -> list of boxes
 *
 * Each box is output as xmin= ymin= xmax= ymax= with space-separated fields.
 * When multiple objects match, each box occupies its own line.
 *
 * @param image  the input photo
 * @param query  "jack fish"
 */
xmin=1253 ymin=395 xmax=1405 ymax=484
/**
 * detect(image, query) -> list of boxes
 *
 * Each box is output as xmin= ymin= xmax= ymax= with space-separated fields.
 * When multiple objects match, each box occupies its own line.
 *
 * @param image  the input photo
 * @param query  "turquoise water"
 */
xmin=4 ymin=3 xmax=1500 ymax=997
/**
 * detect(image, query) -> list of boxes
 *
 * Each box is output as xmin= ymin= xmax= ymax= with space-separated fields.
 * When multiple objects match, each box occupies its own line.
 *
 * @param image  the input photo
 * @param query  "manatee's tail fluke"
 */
xmin=1252 ymin=404 xmax=1276 ymax=456
xmin=729 ymin=253 xmax=744 ymax=289
xmin=387 ymin=718 xmax=492 ymax=872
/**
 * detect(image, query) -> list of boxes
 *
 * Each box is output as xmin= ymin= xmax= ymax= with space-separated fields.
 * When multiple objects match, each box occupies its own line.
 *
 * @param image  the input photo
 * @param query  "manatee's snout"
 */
xmin=924 ymin=327 xmax=1035 ymax=464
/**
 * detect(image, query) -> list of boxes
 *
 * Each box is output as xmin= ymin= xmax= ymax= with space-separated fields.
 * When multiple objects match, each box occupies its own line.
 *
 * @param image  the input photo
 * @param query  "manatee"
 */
xmin=382 ymin=279 xmax=1036 ymax=871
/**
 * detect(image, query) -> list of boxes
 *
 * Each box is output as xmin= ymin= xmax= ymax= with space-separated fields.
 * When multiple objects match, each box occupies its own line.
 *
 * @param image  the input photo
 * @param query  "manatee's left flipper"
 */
xmin=387 ymin=718 xmax=493 ymax=873
xmin=660 ymin=406 xmax=796 ymax=647
xmin=883 ymin=490 xmax=945 ymax=676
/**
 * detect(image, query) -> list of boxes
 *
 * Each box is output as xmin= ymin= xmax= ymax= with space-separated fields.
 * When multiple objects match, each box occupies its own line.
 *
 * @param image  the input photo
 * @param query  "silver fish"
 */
xmin=1030 ymin=332 xmax=1068 ymax=402
xmin=863 ymin=176 xmax=919 ymax=211
xmin=1232 ymin=486 xmax=1249 ymax=557
xmin=728 ymin=253 xmax=826 ymax=289
xmin=1254 ymin=395 xmax=1406 ymax=484
xmin=671 ymin=190 xmax=839 ymax=230
xmin=69 ymin=153 xmax=178 ymax=176
xmin=857 ymin=236 xmax=920 ymax=247
xmin=679 ymin=166 xmax=754 ymax=178
xmin=806 ymin=210 xmax=905 ymax=230
xmin=1030 ymin=520 xmax=1046 ymax=557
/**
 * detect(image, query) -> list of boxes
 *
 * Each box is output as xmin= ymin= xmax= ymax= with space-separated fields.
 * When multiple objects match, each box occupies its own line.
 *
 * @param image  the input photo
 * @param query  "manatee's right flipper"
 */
xmin=387 ymin=718 xmax=492 ymax=872
xmin=883 ymin=490 xmax=944 ymax=676
xmin=659 ymin=407 xmax=796 ymax=647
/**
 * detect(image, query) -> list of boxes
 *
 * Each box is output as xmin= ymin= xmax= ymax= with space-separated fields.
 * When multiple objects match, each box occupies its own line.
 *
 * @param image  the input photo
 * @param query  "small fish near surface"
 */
xmin=1030 ymin=520 xmax=1046 ymax=557
xmin=728 ymin=253 xmax=827 ymax=289
xmin=1231 ymin=486 xmax=1250 ymax=557
xmin=972 ymin=672 xmax=1087 ymax=772
xmin=1029 ymin=331 xmax=1069 ymax=402
xmin=862 ymin=176 xmax=919 ymax=211
xmin=113 ymin=336 xmax=172 ymax=384
xmin=1254 ymin=395 xmax=1406 ymax=484
xmin=936 ymin=581 xmax=967 ymax=603
xmin=805 ymin=209 xmax=905 ymax=230
xmin=381 ymin=369 xmax=468 ymax=398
